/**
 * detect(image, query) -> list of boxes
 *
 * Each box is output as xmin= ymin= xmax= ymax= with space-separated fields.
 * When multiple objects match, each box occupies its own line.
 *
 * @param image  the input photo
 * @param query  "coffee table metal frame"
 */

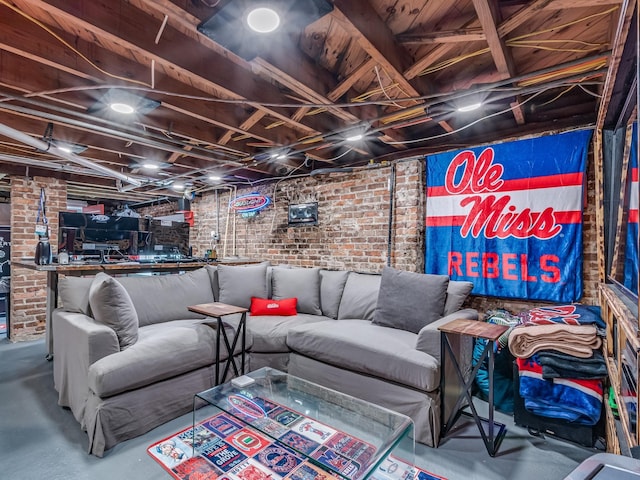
xmin=188 ymin=302 xmax=248 ymax=385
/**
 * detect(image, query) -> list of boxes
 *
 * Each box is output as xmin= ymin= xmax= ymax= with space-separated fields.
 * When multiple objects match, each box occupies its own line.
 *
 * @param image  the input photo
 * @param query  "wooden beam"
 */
xmin=397 ymin=28 xmax=486 ymax=45
xmin=0 ymin=14 xmax=281 ymax=156
xmin=473 ymin=0 xmax=515 ymax=76
xmin=12 ymin=0 xmax=328 ymax=137
xmin=597 ymin=0 xmax=635 ymax=129
xmin=331 ymin=0 xmax=428 ymax=100
xmin=404 ymin=19 xmax=478 ymax=80
xmin=331 ymin=0 xmax=455 ymax=134
xmin=472 ymin=0 xmax=525 ymax=124
xmin=497 ymin=0 xmax=554 ymax=38
xmin=593 ymin=128 xmax=606 ymax=283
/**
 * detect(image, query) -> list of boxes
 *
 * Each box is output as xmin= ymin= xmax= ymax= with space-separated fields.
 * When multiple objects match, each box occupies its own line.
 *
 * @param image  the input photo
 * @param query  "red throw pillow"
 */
xmin=250 ymin=297 xmax=297 ymax=316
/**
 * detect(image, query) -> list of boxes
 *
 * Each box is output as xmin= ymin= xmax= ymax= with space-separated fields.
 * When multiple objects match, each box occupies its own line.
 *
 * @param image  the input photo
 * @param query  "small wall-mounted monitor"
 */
xmin=288 ymin=202 xmax=318 ymax=226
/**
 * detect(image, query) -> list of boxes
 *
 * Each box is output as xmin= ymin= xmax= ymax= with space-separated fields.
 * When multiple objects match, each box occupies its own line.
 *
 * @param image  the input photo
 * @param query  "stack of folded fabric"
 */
xmin=509 ymin=323 xmax=600 ymax=358
xmin=509 ymin=304 xmax=607 ymax=426
xmin=516 ymin=355 xmax=604 ymax=425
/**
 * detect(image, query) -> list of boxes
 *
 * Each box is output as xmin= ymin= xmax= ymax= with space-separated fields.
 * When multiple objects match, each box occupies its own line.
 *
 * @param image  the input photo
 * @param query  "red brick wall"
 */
xmin=10 ymin=176 xmax=66 ymax=341
xmin=191 ymin=156 xmax=599 ymax=317
xmin=191 ymin=162 xmax=424 ymax=272
xmin=136 ymin=200 xmax=179 ymax=218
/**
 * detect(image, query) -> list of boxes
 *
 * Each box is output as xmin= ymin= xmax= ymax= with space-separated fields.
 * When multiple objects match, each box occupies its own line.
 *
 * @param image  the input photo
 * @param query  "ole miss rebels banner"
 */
xmin=624 ymin=123 xmax=638 ymax=293
xmin=425 ymin=130 xmax=592 ymax=302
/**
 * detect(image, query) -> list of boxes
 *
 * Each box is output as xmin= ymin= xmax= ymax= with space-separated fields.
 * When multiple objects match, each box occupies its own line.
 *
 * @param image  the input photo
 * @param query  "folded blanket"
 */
xmin=508 ymin=324 xmax=601 ymax=359
xmin=517 ymin=357 xmax=603 ymax=425
xmin=519 ymin=304 xmax=605 ymax=329
xmin=537 ymin=350 xmax=608 ymax=380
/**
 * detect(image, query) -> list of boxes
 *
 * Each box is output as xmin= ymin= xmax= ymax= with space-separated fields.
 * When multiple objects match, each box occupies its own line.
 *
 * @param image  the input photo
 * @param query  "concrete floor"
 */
xmin=0 ymin=338 xmax=600 ymax=479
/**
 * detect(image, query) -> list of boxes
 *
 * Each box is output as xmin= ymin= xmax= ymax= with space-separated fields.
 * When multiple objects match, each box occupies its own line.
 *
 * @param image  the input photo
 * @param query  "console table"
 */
xmin=13 ymin=258 xmax=260 ymax=359
xmin=439 ymin=317 xmax=509 ymax=457
xmin=187 ymin=302 xmax=248 ymax=385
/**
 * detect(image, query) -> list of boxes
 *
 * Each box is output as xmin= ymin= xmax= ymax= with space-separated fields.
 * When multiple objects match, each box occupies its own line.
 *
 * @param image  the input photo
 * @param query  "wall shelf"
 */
xmin=599 ymin=283 xmax=639 ymax=454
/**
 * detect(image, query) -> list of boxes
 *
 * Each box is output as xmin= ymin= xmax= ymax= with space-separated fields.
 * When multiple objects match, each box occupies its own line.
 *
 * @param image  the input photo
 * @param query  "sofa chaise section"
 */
xmin=286 ymin=268 xmax=478 ymax=447
xmin=53 ymin=267 xmax=250 ymax=456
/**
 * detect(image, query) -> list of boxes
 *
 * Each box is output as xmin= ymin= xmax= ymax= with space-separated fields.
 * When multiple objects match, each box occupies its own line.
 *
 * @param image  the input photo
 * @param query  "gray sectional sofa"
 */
xmin=52 ymin=263 xmax=477 ymax=457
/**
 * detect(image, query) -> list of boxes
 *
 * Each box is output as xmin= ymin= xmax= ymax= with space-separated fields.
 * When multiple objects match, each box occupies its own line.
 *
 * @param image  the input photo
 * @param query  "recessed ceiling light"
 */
xmin=110 ymin=102 xmax=136 ymax=114
xmin=457 ymin=102 xmax=482 ymax=112
xmin=246 ymin=7 xmax=280 ymax=33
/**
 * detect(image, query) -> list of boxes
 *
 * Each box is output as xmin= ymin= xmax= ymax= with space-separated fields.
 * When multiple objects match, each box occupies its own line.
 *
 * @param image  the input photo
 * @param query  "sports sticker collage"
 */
xmin=148 ymin=393 xmax=445 ymax=480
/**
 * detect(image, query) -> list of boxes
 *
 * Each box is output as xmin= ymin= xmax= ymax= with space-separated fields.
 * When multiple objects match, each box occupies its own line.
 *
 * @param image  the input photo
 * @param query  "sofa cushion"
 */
xmin=319 ymin=270 xmax=349 ymax=319
xmin=217 ymin=263 xmax=268 ymax=309
xmin=271 ymin=267 xmax=322 ymax=315
xmin=250 ymin=297 xmax=297 ymax=316
xmin=287 ymin=320 xmax=440 ymax=392
xmin=372 ymin=267 xmax=449 ymax=334
xmin=89 ymin=273 xmax=139 ymax=350
xmin=443 ymin=281 xmax=474 ymax=316
xmin=58 ymin=276 xmax=93 ymax=315
xmin=87 ymin=319 xmax=245 ymax=397
xmin=118 ymin=267 xmax=215 ymax=327
xmin=337 ymin=272 xmax=381 ymax=320
xmin=248 ymin=313 xmax=331 ymax=353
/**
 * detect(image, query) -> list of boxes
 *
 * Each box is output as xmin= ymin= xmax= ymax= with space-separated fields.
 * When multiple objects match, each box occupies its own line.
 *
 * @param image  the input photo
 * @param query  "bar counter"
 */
xmin=13 ymin=258 xmax=261 ymax=359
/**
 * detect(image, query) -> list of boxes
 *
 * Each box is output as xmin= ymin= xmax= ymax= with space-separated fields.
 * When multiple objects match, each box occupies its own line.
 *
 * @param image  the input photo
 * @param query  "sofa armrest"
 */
xmin=415 ymin=308 xmax=478 ymax=362
xmin=53 ymin=309 xmax=120 ymax=365
xmin=52 ymin=309 xmax=119 ymax=421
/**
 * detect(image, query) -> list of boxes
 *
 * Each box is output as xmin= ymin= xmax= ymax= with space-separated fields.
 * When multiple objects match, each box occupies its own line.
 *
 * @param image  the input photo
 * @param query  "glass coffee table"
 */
xmin=191 ymin=367 xmax=415 ymax=480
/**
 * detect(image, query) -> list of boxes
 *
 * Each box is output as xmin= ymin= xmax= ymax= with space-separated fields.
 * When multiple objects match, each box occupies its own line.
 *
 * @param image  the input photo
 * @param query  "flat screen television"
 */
xmin=138 ymin=219 xmax=190 ymax=259
xmin=58 ymin=212 xmax=141 ymax=259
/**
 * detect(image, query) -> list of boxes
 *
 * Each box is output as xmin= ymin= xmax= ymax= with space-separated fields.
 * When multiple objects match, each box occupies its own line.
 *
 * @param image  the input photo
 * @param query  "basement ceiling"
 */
xmin=0 ymin=0 xmax=633 ymax=203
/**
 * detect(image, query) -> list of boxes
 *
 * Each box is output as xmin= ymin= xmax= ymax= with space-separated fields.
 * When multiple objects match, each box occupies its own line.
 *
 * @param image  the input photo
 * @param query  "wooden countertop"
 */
xmin=13 ymin=258 xmax=261 ymax=275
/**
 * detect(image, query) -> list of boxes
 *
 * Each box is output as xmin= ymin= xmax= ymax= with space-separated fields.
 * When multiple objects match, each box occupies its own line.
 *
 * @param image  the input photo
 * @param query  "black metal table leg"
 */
xmin=439 ymin=318 xmax=509 ymax=457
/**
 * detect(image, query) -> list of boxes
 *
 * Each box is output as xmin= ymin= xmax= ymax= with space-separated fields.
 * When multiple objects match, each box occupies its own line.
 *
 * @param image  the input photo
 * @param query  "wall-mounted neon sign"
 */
xmin=229 ymin=193 xmax=271 ymax=214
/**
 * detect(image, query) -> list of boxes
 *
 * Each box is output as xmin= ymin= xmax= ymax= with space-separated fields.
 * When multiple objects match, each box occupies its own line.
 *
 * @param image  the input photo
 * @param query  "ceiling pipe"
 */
xmin=0 ymin=123 xmax=143 ymax=187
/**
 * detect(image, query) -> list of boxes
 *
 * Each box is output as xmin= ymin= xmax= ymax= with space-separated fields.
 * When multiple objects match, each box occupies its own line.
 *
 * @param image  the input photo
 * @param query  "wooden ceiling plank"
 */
xmin=497 ymin=0 xmax=554 ymax=38
xmin=0 ymin=1 xmax=326 ymax=158
xmin=13 ymin=0 xmax=327 ymax=138
xmin=398 ymin=28 xmax=486 ymax=44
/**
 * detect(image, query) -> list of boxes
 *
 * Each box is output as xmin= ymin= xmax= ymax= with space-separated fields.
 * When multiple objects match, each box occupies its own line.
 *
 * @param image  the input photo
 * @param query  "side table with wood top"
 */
xmin=188 ymin=302 xmax=248 ymax=385
xmin=439 ymin=317 xmax=509 ymax=456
